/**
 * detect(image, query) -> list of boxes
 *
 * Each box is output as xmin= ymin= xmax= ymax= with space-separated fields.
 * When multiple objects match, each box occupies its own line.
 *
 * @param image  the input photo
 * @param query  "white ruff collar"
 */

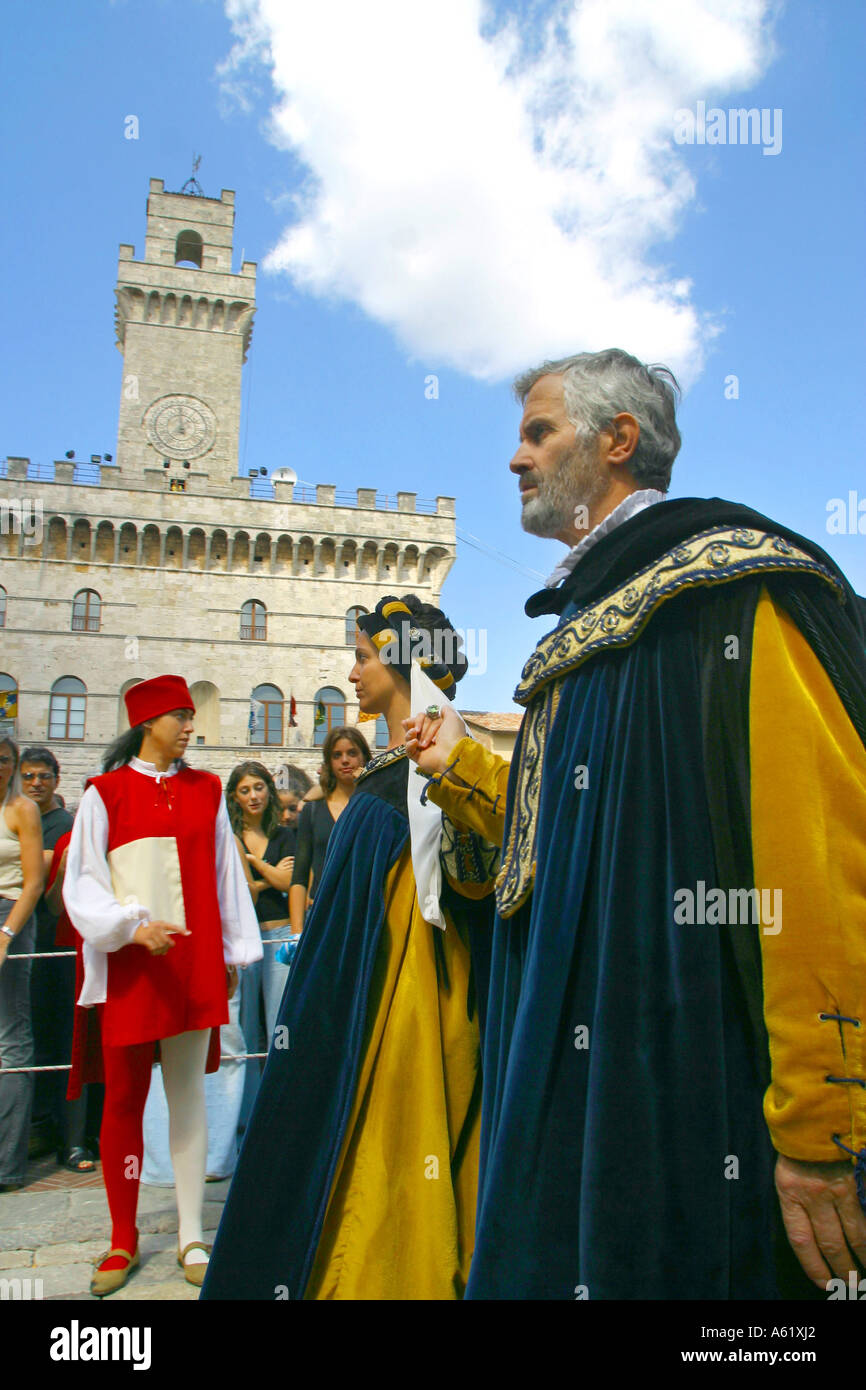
xmin=544 ymin=489 xmax=666 ymax=589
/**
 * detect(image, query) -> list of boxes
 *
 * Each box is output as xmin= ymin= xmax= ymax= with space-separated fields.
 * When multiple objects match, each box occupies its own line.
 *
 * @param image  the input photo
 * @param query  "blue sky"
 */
xmin=1 ymin=0 xmax=864 ymax=709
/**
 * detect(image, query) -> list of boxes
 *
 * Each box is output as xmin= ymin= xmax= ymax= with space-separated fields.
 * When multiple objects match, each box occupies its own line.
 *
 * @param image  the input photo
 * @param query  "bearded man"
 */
xmin=406 ymin=348 xmax=866 ymax=1300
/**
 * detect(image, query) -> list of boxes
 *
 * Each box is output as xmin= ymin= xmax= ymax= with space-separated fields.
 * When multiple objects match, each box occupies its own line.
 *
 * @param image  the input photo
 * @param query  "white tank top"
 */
xmin=0 ymin=796 xmax=24 ymax=899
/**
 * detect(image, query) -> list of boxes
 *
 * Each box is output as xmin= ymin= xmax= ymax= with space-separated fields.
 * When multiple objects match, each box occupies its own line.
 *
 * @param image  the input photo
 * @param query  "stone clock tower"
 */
xmin=2 ymin=173 xmax=458 ymax=789
xmin=114 ymin=176 xmax=256 ymax=491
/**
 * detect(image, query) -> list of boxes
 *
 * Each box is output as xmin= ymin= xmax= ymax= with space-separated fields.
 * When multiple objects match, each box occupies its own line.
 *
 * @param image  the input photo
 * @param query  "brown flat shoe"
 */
xmin=178 ymin=1241 xmax=212 ymax=1287
xmin=91 ymin=1246 xmax=139 ymax=1298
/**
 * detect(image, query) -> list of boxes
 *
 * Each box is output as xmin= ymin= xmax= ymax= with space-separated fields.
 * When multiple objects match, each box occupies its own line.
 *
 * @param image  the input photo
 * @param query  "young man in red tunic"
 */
xmin=63 ymin=675 xmax=262 ymax=1296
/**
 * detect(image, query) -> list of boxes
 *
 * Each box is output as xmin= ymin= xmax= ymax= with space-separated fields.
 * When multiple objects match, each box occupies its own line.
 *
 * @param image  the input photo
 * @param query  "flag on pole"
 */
xmin=289 ymin=695 xmax=297 ymax=728
xmin=314 ymin=700 xmax=326 ymax=728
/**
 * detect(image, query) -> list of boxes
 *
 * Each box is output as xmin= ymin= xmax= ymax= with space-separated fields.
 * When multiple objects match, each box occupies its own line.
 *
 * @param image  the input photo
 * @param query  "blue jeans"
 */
xmin=0 ymin=903 xmax=36 ymax=1185
xmin=238 ymin=925 xmax=294 ymax=1128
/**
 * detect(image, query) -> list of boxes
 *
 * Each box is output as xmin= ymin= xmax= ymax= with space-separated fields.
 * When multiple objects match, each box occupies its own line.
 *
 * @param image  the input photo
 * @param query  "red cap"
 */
xmin=124 ymin=675 xmax=195 ymax=728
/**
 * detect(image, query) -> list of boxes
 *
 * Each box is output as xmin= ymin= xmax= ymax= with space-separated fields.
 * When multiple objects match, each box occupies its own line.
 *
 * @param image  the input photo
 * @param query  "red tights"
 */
xmin=99 ymin=1040 xmax=154 ymax=1270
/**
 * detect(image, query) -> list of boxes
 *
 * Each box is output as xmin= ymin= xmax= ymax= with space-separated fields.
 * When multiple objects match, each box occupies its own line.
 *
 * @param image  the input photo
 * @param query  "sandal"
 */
xmin=178 ymin=1241 xmax=212 ymax=1287
xmin=63 ymin=1147 xmax=96 ymax=1173
xmin=91 ymin=1246 xmax=140 ymax=1298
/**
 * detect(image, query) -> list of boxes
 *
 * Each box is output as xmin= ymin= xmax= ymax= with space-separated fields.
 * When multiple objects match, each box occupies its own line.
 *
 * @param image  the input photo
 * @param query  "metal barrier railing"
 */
xmin=0 ymin=937 xmax=296 ymax=1075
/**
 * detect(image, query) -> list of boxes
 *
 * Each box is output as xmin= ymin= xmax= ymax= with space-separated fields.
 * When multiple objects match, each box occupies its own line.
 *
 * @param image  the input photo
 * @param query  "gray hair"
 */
xmin=513 ymin=348 xmax=682 ymax=491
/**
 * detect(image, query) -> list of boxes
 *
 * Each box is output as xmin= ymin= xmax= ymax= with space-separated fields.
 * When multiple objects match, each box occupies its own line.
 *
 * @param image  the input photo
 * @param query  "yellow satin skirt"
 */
xmin=305 ymin=847 xmax=481 ymax=1300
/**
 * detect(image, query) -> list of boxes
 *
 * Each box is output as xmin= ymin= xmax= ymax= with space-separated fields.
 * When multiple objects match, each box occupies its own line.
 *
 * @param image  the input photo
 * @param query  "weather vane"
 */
xmin=180 ymin=154 xmax=204 ymax=198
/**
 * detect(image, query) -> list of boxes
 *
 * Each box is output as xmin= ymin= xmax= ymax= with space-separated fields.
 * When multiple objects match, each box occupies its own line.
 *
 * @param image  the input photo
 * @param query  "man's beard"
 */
xmin=520 ymin=434 xmax=607 ymax=539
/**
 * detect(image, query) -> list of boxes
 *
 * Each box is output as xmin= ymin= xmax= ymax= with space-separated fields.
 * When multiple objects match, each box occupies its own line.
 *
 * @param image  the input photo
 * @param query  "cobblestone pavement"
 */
xmin=0 ymin=1157 xmax=229 ymax=1301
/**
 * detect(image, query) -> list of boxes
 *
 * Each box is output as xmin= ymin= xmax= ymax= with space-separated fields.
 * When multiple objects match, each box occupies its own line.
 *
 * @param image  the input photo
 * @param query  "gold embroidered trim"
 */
xmin=495 ymin=526 xmax=843 ymax=917
xmin=356 ymin=745 xmax=407 ymax=784
xmin=514 ymin=527 xmax=844 ymax=706
xmin=495 ymin=679 xmax=562 ymax=917
xmin=440 ymin=816 xmax=500 ymax=887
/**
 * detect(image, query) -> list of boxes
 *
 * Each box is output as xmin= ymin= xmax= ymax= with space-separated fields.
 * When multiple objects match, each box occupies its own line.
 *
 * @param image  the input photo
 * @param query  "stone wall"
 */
xmin=0 ymin=467 xmax=456 ymax=790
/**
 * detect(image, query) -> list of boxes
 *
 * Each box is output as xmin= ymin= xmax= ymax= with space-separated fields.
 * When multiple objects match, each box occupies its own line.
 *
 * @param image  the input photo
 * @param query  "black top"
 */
xmin=290 ymin=799 xmax=337 ymax=900
xmin=42 ymin=805 xmax=74 ymax=851
xmin=247 ymin=825 xmax=296 ymax=924
xmin=35 ymin=805 xmax=74 ymax=939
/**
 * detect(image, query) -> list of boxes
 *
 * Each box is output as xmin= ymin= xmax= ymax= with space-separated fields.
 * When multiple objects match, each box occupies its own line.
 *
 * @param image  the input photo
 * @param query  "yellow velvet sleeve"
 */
xmin=422 ymin=737 xmax=511 ymax=848
xmin=750 ymin=587 xmax=866 ymax=1162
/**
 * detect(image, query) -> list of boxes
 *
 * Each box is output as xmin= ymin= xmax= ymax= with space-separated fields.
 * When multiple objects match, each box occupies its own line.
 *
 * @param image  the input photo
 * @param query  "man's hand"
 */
xmin=403 ymin=706 xmax=465 ymax=777
xmin=775 ymin=1153 xmax=866 ymax=1287
xmin=226 ymin=965 xmax=239 ymax=1000
xmin=133 ymin=920 xmax=190 ymax=956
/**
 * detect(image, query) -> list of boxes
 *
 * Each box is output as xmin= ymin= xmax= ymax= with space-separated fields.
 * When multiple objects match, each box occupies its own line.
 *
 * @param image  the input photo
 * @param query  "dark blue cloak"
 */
xmin=202 ymin=753 xmax=491 ymax=1300
xmin=465 ymin=500 xmax=866 ymax=1301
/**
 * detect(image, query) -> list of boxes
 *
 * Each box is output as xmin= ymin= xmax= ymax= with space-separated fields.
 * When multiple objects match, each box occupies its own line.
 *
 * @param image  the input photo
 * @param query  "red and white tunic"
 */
xmin=63 ymin=756 xmax=262 ymax=1048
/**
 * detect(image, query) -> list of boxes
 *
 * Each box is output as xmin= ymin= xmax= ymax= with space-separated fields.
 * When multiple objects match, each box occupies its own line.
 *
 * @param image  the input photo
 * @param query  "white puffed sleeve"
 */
xmin=62 ymin=786 xmax=150 ymax=950
xmin=62 ymin=785 xmax=151 ymax=1006
xmin=214 ymin=798 xmax=263 ymax=966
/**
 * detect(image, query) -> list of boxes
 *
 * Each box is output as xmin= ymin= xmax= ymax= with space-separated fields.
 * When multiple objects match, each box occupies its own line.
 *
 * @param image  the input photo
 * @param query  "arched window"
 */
xmin=250 ymin=684 xmax=283 ymax=746
xmin=313 ymin=687 xmax=346 ymax=746
xmin=49 ymin=677 xmax=86 ymax=741
xmin=118 ymin=678 xmax=144 ymax=734
xmin=0 ymin=673 xmax=18 ymax=737
xmin=240 ymin=600 xmax=267 ymax=641
xmin=0 ymin=587 xmax=6 ymax=629
xmin=345 ymin=605 xmax=368 ymax=645
xmin=375 ymin=715 xmax=388 ymax=749
xmin=189 ymin=681 xmax=221 ymax=745
xmin=72 ymin=589 xmax=101 ymax=632
xmin=175 ymin=230 xmax=203 ymax=268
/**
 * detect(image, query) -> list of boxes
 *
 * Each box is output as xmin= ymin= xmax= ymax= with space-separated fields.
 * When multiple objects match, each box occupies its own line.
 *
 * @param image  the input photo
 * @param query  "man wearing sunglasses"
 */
xmin=20 ymin=748 xmax=71 ymax=850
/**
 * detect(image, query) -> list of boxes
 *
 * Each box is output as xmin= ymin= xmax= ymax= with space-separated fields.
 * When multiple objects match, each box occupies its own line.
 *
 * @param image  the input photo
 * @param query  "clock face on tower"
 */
xmin=144 ymin=394 xmax=217 ymax=460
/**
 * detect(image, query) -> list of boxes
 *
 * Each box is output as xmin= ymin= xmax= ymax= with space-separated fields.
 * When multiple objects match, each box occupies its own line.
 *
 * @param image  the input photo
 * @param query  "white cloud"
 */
xmin=220 ymin=0 xmax=777 ymax=384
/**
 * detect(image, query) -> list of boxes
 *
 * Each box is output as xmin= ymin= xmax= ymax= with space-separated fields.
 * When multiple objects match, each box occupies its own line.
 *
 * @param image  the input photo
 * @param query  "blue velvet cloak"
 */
xmin=202 ymin=754 xmax=490 ymax=1300
xmin=464 ymin=499 xmax=866 ymax=1301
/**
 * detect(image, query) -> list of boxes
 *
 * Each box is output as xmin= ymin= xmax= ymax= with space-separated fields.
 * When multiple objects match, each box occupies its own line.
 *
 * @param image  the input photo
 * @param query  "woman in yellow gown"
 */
xmin=203 ymin=596 xmax=497 ymax=1300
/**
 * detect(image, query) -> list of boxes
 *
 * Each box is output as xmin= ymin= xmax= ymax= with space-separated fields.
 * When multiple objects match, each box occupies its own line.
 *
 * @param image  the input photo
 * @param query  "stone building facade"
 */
xmin=0 ymin=177 xmax=455 ymax=794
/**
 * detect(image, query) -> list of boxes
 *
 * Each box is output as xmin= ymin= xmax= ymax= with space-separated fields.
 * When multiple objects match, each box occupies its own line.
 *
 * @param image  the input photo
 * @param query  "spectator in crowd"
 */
xmin=0 ymin=736 xmax=46 ymax=1191
xmin=301 ymin=764 xmax=326 ymax=804
xmin=288 ymin=728 xmax=370 ymax=934
xmin=226 ymin=761 xmax=297 ymax=1118
xmin=43 ymin=828 xmax=103 ymax=1170
xmin=275 ymin=764 xmax=312 ymax=832
xmin=19 ymin=747 xmax=79 ymax=1165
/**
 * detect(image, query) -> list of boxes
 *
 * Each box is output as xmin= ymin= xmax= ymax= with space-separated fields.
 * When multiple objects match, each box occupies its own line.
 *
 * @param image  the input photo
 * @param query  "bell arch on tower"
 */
xmin=114 ymin=178 xmax=257 ymax=485
xmin=175 ymin=230 xmax=203 ymax=268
